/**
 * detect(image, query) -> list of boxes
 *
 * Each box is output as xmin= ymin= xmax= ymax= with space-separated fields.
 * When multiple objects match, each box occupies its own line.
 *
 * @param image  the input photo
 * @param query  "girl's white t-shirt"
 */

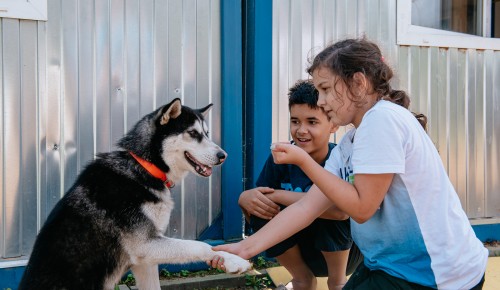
xmin=325 ymin=100 xmax=488 ymax=289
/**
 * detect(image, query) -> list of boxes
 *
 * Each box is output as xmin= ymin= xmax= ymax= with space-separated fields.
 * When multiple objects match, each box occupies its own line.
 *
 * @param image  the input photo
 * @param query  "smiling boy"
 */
xmin=237 ymin=80 xmax=358 ymax=290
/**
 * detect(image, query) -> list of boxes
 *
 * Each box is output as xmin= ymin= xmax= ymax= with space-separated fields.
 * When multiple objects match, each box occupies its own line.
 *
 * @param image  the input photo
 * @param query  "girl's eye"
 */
xmin=291 ymin=120 xmax=299 ymax=125
xmin=310 ymin=121 xmax=318 ymax=125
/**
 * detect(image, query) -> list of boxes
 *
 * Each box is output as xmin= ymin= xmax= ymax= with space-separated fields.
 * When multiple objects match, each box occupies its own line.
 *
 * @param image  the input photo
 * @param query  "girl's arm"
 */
xmin=212 ymin=184 xmax=334 ymax=259
xmin=271 ymin=143 xmax=393 ymax=223
xmin=212 ymin=144 xmax=392 ymax=261
xmin=267 ymin=189 xmax=348 ymax=220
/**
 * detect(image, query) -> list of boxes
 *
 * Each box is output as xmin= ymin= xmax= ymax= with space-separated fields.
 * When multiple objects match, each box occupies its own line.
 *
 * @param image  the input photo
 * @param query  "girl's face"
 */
xmin=313 ymin=67 xmax=361 ymax=127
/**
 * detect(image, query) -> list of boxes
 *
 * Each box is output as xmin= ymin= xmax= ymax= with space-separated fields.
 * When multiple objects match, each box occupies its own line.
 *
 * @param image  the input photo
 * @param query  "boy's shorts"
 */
xmin=250 ymin=215 xmax=361 ymax=276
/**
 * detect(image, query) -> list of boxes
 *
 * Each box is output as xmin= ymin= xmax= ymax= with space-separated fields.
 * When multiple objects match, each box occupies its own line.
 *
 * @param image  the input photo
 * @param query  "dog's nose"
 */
xmin=216 ymin=151 xmax=227 ymax=164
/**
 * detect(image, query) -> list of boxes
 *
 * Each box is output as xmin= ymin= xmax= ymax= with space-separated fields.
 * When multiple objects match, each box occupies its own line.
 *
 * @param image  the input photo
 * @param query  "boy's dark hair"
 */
xmin=306 ymin=38 xmax=427 ymax=130
xmin=288 ymin=80 xmax=319 ymax=111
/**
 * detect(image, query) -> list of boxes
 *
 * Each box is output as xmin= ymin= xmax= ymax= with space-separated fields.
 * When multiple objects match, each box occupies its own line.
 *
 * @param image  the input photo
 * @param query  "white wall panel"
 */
xmin=0 ymin=0 xmax=221 ymax=263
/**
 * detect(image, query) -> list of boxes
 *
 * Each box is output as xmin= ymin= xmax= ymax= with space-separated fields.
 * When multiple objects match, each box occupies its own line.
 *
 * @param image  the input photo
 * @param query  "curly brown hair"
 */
xmin=307 ymin=38 xmax=427 ymax=130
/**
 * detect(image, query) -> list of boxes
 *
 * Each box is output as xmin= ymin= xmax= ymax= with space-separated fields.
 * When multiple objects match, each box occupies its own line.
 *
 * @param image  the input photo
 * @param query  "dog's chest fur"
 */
xmin=141 ymin=189 xmax=174 ymax=233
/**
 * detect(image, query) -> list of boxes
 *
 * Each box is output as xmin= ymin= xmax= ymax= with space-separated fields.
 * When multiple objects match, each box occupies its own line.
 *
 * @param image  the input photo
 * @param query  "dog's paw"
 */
xmin=214 ymin=251 xmax=252 ymax=274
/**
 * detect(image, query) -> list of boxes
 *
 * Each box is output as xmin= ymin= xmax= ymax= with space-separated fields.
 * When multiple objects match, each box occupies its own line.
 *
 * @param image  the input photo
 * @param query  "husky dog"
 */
xmin=18 ymin=98 xmax=251 ymax=290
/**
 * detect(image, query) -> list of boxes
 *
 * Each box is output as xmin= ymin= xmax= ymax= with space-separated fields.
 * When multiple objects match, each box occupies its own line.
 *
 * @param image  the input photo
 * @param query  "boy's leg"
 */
xmin=322 ymin=249 xmax=349 ymax=290
xmin=276 ymin=245 xmax=317 ymax=290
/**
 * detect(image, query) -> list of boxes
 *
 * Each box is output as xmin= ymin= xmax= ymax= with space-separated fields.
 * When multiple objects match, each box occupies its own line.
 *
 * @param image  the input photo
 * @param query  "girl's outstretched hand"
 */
xmin=207 ymin=242 xmax=251 ymax=271
xmin=270 ymin=142 xmax=309 ymax=166
xmin=211 ymin=242 xmax=250 ymax=259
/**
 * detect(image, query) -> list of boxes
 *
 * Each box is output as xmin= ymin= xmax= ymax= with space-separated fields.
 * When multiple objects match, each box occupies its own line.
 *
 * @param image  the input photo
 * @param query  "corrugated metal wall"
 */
xmin=272 ymin=0 xmax=500 ymax=220
xmin=0 ymin=0 xmax=222 ymax=263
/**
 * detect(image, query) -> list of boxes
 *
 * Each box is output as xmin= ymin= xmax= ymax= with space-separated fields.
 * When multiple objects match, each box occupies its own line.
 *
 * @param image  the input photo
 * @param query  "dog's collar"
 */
xmin=129 ymin=152 xmax=175 ymax=189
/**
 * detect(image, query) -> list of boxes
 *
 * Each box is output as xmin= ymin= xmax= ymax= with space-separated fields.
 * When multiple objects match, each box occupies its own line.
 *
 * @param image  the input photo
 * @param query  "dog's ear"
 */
xmin=198 ymin=103 xmax=213 ymax=118
xmin=160 ymin=98 xmax=182 ymax=125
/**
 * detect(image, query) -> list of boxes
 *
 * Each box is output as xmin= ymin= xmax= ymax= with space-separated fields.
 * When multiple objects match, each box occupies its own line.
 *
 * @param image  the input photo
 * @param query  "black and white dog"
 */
xmin=18 ymin=98 xmax=251 ymax=290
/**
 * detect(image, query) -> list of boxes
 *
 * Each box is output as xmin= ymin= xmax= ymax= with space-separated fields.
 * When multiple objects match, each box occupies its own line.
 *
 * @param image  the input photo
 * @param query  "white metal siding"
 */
xmin=0 ymin=0 xmax=221 ymax=262
xmin=272 ymin=0 xmax=500 ymax=220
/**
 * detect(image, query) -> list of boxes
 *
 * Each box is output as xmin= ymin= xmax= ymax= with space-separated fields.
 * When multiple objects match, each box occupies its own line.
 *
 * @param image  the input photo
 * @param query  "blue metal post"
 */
xmin=221 ymin=0 xmax=244 ymax=240
xmin=244 ymin=0 xmax=273 ymax=188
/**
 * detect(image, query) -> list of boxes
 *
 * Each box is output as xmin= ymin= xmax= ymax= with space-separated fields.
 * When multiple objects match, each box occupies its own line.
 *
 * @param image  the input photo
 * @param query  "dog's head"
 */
xmin=118 ymin=98 xmax=227 ymax=182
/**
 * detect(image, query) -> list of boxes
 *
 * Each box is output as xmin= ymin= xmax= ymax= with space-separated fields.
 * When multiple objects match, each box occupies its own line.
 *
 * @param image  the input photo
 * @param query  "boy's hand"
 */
xmin=239 ymin=187 xmax=280 ymax=220
xmin=271 ymin=142 xmax=309 ymax=166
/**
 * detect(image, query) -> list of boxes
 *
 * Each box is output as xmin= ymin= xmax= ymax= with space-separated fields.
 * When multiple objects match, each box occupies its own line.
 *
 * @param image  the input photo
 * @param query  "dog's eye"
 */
xmin=188 ymin=130 xmax=200 ymax=139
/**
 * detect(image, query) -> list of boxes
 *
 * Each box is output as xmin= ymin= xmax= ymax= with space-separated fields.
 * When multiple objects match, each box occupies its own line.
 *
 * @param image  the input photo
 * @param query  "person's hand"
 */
xmin=213 ymin=242 xmax=250 ymax=259
xmin=206 ymin=255 xmax=226 ymax=272
xmin=239 ymin=187 xmax=280 ymax=220
xmin=207 ymin=242 xmax=251 ymax=271
xmin=271 ymin=142 xmax=309 ymax=166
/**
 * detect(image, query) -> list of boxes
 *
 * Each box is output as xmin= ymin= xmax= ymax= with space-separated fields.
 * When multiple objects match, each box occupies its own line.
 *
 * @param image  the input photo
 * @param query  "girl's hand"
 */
xmin=206 ymin=255 xmax=226 ymax=271
xmin=212 ymin=242 xmax=251 ymax=260
xmin=270 ymin=142 xmax=309 ymax=166
xmin=207 ymin=242 xmax=249 ymax=271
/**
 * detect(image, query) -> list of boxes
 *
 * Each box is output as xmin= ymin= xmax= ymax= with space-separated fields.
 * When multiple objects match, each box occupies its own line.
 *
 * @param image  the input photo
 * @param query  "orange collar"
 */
xmin=129 ymin=152 xmax=175 ymax=189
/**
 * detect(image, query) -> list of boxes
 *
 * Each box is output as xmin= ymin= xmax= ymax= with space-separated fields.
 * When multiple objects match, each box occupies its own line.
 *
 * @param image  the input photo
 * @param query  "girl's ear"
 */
xmin=352 ymin=72 xmax=369 ymax=95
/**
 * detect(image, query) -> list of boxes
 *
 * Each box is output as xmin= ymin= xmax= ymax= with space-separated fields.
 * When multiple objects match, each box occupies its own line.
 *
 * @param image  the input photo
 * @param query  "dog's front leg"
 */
xmin=128 ymin=236 xmax=251 ymax=274
xmin=131 ymin=264 xmax=161 ymax=290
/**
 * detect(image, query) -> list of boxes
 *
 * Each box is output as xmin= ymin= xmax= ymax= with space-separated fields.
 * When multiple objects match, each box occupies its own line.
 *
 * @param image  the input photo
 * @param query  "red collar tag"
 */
xmin=129 ymin=152 xmax=175 ymax=189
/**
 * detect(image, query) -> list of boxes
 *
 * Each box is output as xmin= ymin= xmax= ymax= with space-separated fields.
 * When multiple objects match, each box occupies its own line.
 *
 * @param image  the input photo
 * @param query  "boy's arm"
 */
xmin=238 ymin=187 xmax=280 ymax=221
xmin=267 ymin=190 xmax=348 ymax=220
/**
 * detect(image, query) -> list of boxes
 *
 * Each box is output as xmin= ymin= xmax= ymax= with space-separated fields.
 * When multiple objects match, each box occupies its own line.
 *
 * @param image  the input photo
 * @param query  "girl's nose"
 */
xmin=317 ymin=94 xmax=326 ymax=107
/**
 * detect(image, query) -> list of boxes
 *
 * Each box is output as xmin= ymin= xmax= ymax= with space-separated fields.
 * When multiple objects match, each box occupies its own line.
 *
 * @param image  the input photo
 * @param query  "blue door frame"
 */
xmin=220 ymin=0 xmax=272 ymax=240
xmin=220 ymin=0 xmax=244 ymax=241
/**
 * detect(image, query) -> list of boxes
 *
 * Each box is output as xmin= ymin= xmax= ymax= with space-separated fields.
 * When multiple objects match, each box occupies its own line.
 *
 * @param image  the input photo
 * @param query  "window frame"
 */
xmin=0 ymin=0 xmax=47 ymax=21
xmin=397 ymin=0 xmax=500 ymax=50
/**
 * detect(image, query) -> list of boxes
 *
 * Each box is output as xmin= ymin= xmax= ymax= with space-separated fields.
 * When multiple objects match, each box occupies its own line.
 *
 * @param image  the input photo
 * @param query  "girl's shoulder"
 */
xmin=363 ymin=100 xmax=420 ymax=132
xmin=370 ymin=100 xmax=414 ymax=117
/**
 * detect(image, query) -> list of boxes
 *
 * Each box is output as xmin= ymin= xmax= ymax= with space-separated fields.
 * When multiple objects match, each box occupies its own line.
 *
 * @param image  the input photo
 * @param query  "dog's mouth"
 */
xmin=184 ymin=152 xmax=213 ymax=177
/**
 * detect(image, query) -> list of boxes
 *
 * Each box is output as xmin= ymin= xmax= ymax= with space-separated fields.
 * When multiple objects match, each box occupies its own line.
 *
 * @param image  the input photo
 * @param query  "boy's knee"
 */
xmin=291 ymin=275 xmax=317 ymax=290
xmin=327 ymin=276 xmax=347 ymax=290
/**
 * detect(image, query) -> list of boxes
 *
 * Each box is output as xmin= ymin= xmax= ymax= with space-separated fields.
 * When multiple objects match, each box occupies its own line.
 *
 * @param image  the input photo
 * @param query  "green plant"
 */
xmin=245 ymin=273 xmax=272 ymax=289
xmin=121 ymin=273 xmax=135 ymax=285
xmin=180 ymin=269 xmax=190 ymax=277
xmin=254 ymin=256 xmax=268 ymax=268
xmin=251 ymin=255 xmax=280 ymax=269
xmin=159 ymin=267 xmax=225 ymax=281
xmin=160 ymin=268 xmax=172 ymax=278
